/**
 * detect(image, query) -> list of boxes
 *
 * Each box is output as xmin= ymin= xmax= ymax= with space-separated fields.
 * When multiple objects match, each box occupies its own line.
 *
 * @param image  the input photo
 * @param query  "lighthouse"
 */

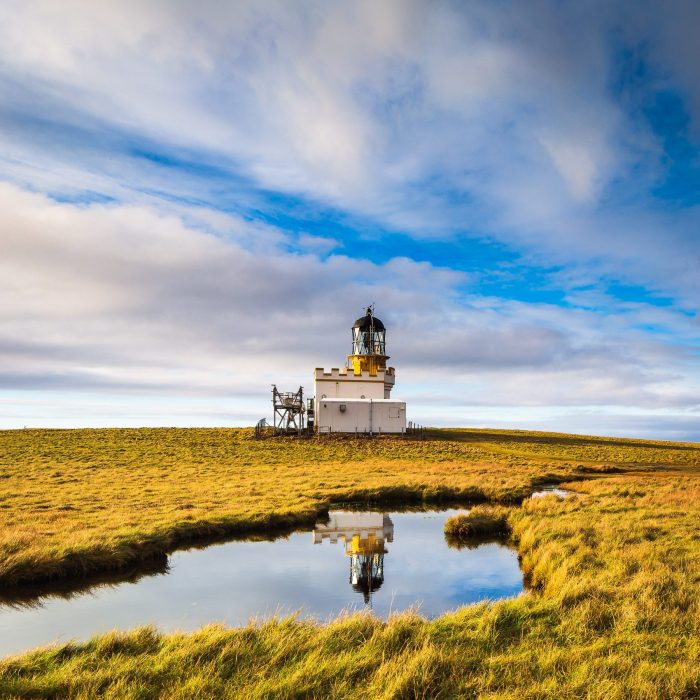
xmin=312 ymin=307 xmax=407 ymax=434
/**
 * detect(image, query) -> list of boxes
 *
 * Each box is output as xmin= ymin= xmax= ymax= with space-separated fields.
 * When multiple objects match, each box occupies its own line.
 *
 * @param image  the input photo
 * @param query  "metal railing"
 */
xmin=406 ymin=421 xmax=427 ymax=440
xmin=254 ymin=418 xmax=271 ymax=439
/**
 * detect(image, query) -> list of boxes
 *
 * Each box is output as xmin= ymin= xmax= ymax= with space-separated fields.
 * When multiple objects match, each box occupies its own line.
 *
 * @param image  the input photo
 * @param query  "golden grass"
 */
xmin=0 ymin=426 xmax=612 ymax=587
xmin=444 ymin=505 xmax=511 ymax=541
xmin=1 ymin=427 xmax=699 ymax=698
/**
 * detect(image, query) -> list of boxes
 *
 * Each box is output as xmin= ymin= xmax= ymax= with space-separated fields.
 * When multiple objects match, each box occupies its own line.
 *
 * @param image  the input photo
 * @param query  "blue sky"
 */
xmin=0 ymin=1 xmax=698 ymax=439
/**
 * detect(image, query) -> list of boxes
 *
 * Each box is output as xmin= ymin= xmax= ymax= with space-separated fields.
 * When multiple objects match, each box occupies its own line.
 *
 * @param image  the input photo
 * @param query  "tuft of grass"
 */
xmin=444 ymin=505 xmax=511 ymax=543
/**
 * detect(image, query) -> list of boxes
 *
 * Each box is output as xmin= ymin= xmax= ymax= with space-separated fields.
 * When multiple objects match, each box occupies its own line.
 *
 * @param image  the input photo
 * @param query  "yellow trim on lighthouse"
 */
xmin=347 ymin=353 xmax=388 ymax=376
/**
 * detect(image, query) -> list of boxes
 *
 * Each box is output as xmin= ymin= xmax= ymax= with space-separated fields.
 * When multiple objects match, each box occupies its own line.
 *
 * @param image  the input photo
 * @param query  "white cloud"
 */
xmin=539 ymin=136 xmax=601 ymax=202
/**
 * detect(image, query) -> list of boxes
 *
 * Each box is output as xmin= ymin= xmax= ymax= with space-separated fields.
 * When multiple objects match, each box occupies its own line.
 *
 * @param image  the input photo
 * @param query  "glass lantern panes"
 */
xmin=352 ymin=327 xmax=386 ymax=355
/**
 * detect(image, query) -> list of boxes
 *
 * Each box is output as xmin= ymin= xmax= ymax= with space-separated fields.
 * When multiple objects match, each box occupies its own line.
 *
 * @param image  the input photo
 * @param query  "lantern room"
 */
xmin=349 ymin=307 xmax=388 ymax=376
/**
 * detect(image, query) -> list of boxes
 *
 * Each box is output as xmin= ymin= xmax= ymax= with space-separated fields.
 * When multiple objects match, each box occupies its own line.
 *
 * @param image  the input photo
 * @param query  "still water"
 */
xmin=0 ymin=509 xmax=523 ymax=657
xmin=530 ymin=486 xmax=570 ymax=498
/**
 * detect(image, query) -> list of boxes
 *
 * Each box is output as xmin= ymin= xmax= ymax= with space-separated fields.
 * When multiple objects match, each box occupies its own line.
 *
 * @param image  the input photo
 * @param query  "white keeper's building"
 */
xmin=312 ymin=308 xmax=406 ymax=434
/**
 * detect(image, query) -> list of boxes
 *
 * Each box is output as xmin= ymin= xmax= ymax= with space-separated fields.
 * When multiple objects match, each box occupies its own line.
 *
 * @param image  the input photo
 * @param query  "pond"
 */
xmin=530 ymin=485 xmax=570 ymax=498
xmin=0 ymin=509 xmax=523 ymax=658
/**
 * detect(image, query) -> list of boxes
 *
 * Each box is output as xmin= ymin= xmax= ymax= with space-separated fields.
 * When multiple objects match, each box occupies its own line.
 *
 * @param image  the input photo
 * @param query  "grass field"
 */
xmin=0 ymin=427 xmax=699 ymax=698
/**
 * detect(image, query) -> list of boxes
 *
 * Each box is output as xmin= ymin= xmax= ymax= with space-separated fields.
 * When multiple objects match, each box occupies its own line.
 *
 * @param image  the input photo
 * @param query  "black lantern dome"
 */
xmin=352 ymin=310 xmax=386 ymax=332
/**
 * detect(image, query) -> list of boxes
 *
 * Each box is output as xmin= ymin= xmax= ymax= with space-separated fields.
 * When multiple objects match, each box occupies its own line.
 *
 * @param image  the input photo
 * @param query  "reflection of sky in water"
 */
xmin=0 ymin=510 xmax=523 ymax=658
xmin=530 ymin=487 xmax=569 ymax=498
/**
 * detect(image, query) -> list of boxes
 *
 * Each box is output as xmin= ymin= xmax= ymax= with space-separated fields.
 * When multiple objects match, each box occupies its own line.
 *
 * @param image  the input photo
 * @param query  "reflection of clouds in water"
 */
xmin=0 ymin=510 xmax=523 ymax=657
xmin=371 ymin=513 xmax=522 ymax=616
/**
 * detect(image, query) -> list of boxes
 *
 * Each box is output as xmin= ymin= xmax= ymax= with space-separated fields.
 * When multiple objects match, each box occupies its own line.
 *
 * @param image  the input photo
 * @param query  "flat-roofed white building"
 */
xmin=312 ymin=308 xmax=406 ymax=434
xmin=315 ymin=398 xmax=406 ymax=434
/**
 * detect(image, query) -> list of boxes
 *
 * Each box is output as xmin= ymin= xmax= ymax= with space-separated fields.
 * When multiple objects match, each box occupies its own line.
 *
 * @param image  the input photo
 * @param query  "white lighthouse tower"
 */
xmin=312 ymin=307 xmax=407 ymax=434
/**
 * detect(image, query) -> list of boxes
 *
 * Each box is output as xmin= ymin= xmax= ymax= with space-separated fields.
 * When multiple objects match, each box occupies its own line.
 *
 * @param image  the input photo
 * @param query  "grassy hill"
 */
xmin=0 ymin=427 xmax=698 ymax=698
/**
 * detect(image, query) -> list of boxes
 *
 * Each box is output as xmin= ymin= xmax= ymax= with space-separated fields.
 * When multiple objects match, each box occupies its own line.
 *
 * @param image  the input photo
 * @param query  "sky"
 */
xmin=0 ymin=0 xmax=699 ymax=439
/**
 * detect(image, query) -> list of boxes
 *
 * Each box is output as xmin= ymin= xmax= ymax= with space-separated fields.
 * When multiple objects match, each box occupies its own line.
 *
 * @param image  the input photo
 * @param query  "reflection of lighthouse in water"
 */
xmin=313 ymin=512 xmax=394 ymax=605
